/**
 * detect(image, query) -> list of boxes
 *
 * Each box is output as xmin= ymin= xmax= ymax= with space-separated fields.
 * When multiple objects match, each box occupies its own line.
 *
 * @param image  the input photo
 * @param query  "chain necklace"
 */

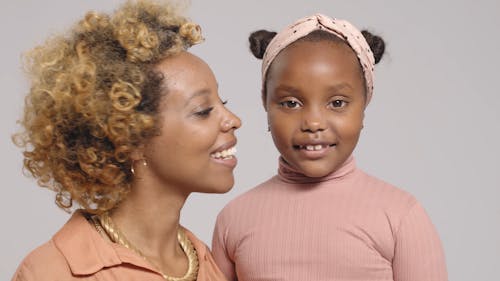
xmin=92 ymin=213 xmax=199 ymax=281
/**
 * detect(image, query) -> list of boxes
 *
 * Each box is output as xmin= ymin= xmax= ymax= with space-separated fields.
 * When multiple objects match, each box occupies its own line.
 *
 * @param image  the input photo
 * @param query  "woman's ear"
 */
xmin=130 ymin=145 xmax=145 ymax=161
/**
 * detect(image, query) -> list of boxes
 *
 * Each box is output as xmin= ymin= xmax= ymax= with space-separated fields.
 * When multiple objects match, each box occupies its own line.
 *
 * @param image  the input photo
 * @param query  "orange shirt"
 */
xmin=12 ymin=211 xmax=227 ymax=281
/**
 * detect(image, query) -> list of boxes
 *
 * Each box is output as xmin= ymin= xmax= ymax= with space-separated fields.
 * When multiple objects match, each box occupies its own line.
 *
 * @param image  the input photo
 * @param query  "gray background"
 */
xmin=1 ymin=0 xmax=499 ymax=280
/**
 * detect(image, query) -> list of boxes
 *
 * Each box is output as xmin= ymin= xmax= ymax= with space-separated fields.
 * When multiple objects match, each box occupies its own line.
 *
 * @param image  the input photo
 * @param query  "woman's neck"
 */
xmin=109 ymin=175 xmax=189 ymax=262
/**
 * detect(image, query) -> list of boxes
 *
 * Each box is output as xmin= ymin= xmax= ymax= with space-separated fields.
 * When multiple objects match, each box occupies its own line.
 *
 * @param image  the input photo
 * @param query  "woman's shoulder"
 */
xmin=12 ymin=239 xmax=71 ymax=281
xmin=12 ymin=211 xmax=104 ymax=281
xmin=183 ymin=227 xmax=209 ymax=258
xmin=182 ymin=228 xmax=228 ymax=281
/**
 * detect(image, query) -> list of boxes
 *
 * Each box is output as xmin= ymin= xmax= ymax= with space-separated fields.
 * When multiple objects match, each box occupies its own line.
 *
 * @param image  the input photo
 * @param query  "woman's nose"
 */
xmin=221 ymin=109 xmax=242 ymax=132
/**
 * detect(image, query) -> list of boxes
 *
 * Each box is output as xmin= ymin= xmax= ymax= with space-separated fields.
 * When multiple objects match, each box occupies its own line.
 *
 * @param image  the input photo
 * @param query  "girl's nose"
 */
xmin=301 ymin=109 xmax=326 ymax=133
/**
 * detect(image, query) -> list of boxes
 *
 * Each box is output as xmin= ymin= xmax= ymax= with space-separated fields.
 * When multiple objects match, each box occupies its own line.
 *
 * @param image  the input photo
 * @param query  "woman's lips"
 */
xmin=210 ymin=155 xmax=238 ymax=168
xmin=210 ymin=145 xmax=238 ymax=168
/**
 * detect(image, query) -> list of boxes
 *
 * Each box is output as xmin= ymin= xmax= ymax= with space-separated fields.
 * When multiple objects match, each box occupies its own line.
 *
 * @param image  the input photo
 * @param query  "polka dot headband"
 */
xmin=262 ymin=13 xmax=376 ymax=104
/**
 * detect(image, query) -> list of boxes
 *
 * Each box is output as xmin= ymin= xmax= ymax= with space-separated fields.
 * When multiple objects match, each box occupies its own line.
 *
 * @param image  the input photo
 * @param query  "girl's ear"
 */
xmin=262 ymin=90 xmax=268 ymax=112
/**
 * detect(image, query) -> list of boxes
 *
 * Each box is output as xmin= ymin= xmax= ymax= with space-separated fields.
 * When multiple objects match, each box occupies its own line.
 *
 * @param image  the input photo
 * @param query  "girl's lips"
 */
xmin=293 ymin=143 xmax=335 ymax=150
xmin=294 ymin=144 xmax=336 ymax=160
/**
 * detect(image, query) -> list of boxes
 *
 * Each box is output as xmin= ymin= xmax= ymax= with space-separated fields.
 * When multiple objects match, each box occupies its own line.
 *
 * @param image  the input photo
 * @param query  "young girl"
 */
xmin=212 ymin=14 xmax=447 ymax=281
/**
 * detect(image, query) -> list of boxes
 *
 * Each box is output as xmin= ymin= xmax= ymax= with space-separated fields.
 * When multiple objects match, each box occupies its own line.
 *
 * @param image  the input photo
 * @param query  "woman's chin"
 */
xmin=198 ymin=177 xmax=235 ymax=194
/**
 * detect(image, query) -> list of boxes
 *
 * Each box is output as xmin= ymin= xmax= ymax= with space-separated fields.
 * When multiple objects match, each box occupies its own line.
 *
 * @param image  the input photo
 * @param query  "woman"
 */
xmin=12 ymin=0 xmax=240 ymax=280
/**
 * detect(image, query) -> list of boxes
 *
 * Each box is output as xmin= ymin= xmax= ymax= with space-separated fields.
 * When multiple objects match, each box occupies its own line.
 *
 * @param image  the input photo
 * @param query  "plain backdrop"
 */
xmin=1 ymin=0 xmax=499 ymax=280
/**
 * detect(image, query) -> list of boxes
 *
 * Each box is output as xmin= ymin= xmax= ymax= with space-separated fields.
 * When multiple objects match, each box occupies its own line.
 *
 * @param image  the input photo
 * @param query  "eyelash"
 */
xmin=195 ymin=107 xmax=214 ymax=117
xmin=279 ymin=99 xmax=348 ymax=110
xmin=279 ymin=100 xmax=301 ymax=108
xmin=194 ymin=100 xmax=228 ymax=118
xmin=330 ymin=100 xmax=347 ymax=108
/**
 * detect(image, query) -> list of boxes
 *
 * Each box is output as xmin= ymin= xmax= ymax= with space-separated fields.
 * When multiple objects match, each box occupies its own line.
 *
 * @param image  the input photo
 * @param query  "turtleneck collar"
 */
xmin=277 ymin=155 xmax=356 ymax=184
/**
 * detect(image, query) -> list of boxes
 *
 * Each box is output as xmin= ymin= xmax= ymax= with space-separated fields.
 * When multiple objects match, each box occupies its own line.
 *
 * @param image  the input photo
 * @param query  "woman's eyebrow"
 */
xmin=184 ymin=89 xmax=210 ymax=107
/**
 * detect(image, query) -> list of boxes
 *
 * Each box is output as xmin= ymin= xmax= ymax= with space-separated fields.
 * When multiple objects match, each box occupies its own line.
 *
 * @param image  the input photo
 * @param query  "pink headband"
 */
xmin=262 ymin=13 xmax=376 ymax=104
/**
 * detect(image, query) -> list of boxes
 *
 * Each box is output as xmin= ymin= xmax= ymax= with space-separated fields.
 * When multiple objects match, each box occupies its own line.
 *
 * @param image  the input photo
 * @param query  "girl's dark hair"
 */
xmin=248 ymin=29 xmax=386 ymax=64
xmin=249 ymin=30 xmax=277 ymax=59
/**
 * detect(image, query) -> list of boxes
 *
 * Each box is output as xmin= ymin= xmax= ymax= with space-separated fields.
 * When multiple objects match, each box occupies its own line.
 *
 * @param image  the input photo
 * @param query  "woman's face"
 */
xmin=265 ymin=40 xmax=365 ymax=177
xmin=142 ymin=51 xmax=241 ymax=194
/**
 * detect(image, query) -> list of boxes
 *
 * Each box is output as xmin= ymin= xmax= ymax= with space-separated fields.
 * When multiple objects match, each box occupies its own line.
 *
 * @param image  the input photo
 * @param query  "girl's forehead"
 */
xmin=269 ymin=40 xmax=361 ymax=78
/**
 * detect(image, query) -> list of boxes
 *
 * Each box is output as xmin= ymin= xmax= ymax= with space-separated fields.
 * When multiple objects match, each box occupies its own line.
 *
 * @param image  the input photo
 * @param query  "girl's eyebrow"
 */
xmin=327 ymin=83 xmax=353 ymax=93
xmin=274 ymin=85 xmax=300 ymax=95
xmin=274 ymin=83 xmax=353 ymax=96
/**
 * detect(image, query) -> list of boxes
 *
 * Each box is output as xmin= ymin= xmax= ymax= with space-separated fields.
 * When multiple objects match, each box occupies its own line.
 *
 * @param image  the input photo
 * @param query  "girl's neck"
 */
xmin=278 ymin=155 xmax=356 ymax=184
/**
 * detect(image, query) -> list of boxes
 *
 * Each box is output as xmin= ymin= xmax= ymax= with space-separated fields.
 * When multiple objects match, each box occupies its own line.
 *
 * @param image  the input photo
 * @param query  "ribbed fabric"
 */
xmin=212 ymin=156 xmax=447 ymax=281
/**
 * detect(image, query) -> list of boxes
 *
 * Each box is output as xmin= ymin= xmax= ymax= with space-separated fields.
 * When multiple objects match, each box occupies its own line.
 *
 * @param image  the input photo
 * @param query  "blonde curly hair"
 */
xmin=13 ymin=0 xmax=203 ymax=214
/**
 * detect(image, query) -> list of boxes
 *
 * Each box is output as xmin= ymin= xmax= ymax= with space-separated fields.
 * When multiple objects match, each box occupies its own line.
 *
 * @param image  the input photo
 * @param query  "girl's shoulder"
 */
xmin=216 ymin=176 xmax=279 ymax=224
xmin=220 ymin=176 xmax=278 ymax=210
xmin=354 ymin=168 xmax=419 ymax=212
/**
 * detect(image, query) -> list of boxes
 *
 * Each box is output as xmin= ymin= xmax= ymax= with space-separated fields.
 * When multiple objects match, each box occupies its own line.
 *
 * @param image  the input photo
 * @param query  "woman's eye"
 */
xmin=330 ymin=100 xmax=347 ymax=108
xmin=280 ymin=100 xmax=300 ymax=108
xmin=195 ymin=107 xmax=214 ymax=117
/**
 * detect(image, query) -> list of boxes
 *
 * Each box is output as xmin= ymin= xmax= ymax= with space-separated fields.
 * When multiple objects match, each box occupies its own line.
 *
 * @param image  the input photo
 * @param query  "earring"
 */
xmin=131 ymin=159 xmax=147 ymax=176
xmin=267 ymin=124 xmax=271 ymax=132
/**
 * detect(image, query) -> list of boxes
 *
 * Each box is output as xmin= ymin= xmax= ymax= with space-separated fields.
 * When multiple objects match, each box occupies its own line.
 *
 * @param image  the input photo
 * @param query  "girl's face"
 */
xmin=142 ymin=51 xmax=241 ymax=194
xmin=265 ymin=40 xmax=365 ymax=177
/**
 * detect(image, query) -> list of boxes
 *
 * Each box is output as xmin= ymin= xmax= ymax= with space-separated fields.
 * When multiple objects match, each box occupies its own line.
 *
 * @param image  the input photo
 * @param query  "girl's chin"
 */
xmin=294 ymin=161 xmax=339 ymax=178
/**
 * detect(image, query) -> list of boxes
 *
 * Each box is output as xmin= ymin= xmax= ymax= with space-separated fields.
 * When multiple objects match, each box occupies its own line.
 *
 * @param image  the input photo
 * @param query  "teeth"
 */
xmin=211 ymin=146 xmax=236 ymax=159
xmin=302 ymin=144 xmax=326 ymax=151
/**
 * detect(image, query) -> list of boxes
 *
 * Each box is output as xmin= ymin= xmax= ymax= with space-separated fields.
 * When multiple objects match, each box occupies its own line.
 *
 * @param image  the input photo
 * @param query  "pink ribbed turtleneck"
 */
xmin=278 ymin=155 xmax=356 ymax=184
xmin=212 ymin=156 xmax=447 ymax=281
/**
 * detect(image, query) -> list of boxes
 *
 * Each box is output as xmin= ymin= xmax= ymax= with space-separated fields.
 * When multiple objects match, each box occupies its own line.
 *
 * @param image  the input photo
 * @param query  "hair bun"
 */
xmin=361 ymin=30 xmax=385 ymax=64
xmin=248 ymin=30 xmax=277 ymax=59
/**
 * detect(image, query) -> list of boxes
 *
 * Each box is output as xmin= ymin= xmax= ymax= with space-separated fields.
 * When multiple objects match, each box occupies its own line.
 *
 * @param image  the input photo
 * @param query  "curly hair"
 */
xmin=13 ymin=0 xmax=203 ymax=214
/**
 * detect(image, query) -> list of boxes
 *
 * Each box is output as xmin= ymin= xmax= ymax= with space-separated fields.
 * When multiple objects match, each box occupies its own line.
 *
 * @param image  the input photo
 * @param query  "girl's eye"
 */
xmin=330 ymin=100 xmax=347 ymax=108
xmin=195 ymin=107 xmax=214 ymax=118
xmin=280 ymin=100 xmax=301 ymax=108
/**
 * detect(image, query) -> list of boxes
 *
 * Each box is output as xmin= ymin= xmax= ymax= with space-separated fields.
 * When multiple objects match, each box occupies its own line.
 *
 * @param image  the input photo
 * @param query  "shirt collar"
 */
xmin=52 ymin=211 xmax=155 ymax=275
xmin=52 ymin=211 xmax=212 ymax=276
xmin=277 ymin=155 xmax=357 ymax=184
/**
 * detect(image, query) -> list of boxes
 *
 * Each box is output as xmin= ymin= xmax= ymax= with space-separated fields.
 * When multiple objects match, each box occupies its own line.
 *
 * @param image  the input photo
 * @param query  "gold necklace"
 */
xmin=93 ymin=213 xmax=199 ymax=281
